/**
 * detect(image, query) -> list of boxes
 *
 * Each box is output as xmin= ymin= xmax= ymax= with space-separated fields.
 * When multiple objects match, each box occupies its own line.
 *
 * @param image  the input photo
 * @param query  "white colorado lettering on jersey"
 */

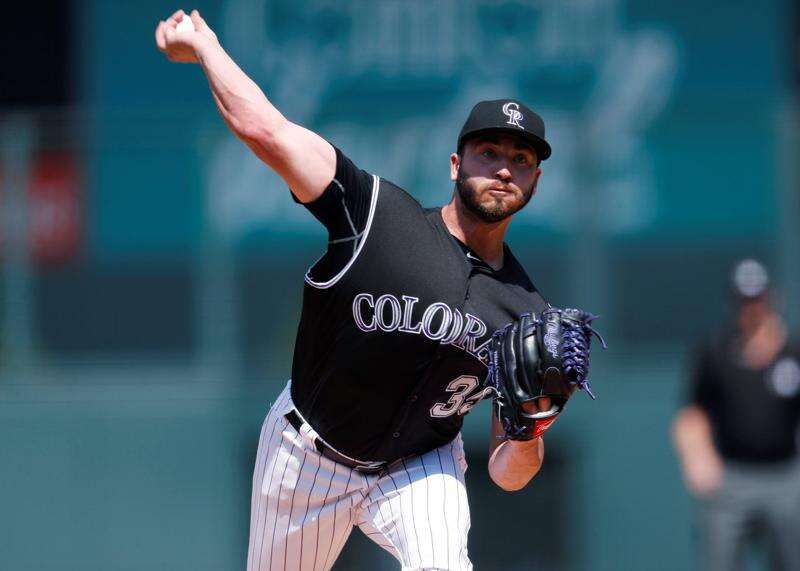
xmin=398 ymin=295 xmax=423 ymax=334
xmin=421 ymin=302 xmax=453 ymax=340
xmin=351 ymin=291 xmax=489 ymax=362
xmin=352 ymin=293 xmax=377 ymax=331
xmin=374 ymin=293 xmax=403 ymax=332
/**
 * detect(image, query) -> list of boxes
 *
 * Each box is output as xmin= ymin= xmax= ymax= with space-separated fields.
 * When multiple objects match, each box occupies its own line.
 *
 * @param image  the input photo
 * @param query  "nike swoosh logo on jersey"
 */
xmin=466 ymin=251 xmax=494 ymax=270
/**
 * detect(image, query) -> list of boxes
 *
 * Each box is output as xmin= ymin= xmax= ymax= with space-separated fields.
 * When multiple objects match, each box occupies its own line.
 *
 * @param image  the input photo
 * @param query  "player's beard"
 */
xmin=455 ymin=165 xmax=534 ymax=223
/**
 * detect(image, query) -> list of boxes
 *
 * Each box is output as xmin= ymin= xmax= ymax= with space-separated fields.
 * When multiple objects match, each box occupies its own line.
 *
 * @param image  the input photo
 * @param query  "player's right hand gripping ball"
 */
xmin=488 ymin=307 xmax=606 ymax=440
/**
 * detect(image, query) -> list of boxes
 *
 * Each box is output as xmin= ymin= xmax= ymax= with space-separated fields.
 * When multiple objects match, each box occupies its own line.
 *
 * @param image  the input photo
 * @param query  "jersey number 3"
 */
xmin=430 ymin=375 xmax=485 ymax=418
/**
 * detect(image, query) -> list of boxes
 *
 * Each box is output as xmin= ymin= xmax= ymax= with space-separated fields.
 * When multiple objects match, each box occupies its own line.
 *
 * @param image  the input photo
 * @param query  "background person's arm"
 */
xmin=155 ymin=9 xmax=335 ymax=203
xmin=671 ymin=404 xmax=723 ymax=497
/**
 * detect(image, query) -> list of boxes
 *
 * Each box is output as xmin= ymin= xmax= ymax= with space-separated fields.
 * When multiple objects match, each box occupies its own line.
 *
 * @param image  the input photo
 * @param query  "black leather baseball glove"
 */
xmin=487 ymin=307 xmax=606 ymax=440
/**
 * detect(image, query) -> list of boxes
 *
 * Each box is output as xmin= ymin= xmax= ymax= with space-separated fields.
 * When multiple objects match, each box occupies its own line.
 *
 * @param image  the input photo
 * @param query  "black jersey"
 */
xmin=290 ymin=148 xmax=547 ymax=463
xmin=689 ymin=332 xmax=800 ymax=463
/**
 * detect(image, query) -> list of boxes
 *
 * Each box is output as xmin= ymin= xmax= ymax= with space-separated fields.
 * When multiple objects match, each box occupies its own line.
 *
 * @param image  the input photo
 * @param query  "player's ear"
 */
xmin=450 ymin=153 xmax=460 ymax=182
xmin=529 ymin=166 xmax=542 ymax=196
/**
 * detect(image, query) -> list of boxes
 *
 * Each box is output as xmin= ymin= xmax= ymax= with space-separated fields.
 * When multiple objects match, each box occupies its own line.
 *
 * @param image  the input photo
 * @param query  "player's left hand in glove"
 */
xmin=487 ymin=307 xmax=606 ymax=441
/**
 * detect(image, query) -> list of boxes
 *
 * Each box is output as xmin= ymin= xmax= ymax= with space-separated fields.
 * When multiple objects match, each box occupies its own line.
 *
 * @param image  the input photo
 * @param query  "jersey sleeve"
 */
xmin=687 ymin=342 xmax=715 ymax=411
xmin=295 ymin=147 xmax=377 ymax=286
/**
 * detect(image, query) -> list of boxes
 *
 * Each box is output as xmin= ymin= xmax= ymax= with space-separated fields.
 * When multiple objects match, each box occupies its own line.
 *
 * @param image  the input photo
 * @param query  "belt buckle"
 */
xmin=324 ymin=447 xmax=384 ymax=473
xmin=354 ymin=461 xmax=386 ymax=474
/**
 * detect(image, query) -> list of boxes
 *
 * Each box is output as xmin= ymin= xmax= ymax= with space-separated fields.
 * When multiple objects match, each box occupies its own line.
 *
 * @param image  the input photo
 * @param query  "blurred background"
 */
xmin=1 ymin=0 xmax=799 ymax=569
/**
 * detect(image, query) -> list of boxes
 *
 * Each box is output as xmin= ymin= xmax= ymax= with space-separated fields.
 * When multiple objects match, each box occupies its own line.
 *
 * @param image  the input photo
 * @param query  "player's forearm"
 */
xmin=195 ymin=38 xmax=288 ymax=146
xmin=488 ymin=437 xmax=544 ymax=491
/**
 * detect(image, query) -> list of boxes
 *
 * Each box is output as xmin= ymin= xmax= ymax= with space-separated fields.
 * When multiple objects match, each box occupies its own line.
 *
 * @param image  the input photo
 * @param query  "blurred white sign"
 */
xmin=207 ymin=0 xmax=678 ymax=240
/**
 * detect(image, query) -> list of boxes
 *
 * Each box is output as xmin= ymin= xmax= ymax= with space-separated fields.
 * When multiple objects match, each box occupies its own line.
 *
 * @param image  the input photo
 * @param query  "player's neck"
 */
xmin=441 ymin=199 xmax=510 ymax=270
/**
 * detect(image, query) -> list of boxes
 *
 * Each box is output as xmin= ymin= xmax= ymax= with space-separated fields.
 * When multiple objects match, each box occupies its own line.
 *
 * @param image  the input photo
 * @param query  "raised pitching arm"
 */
xmin=155 ymin=9 xmax=335 ymax=203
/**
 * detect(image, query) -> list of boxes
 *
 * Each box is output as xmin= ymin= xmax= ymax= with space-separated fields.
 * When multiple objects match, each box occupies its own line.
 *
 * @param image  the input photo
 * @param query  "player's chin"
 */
xmin=479 ymin=196 xmax=525 ymax=221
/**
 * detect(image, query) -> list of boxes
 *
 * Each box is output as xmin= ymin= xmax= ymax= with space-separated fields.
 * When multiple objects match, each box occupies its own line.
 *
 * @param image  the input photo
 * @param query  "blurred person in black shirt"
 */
xmin=673 ymin=259 xmax=800 ymax=571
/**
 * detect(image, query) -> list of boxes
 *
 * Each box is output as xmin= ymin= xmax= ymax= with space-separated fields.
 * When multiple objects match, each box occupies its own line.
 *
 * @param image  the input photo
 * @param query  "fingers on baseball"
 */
xmin=190 ymin=10 xmax=206 ymax=31
xmin=155 ymin=21 xmax=167 ymax=51
xmin=161 ymin=28 xmax=176 ymax=59
xmin=159 ymin=26 xmax=183 ymax=62
xmin=190 ymin=10 xmax=218 ymax=41
xmin=166 ymin=9 xmax=186 ymax=26
xmin=156 ymin=9 xmax=184 ymax=49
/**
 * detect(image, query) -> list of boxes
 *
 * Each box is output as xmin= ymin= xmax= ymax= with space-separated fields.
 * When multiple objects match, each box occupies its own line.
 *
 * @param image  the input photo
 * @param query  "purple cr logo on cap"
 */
xmin=502 ymin=102 xmax=524 ymax=128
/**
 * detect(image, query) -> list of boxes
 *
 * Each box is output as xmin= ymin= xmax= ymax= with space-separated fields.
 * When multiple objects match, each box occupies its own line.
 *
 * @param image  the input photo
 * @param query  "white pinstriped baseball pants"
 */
xmin=246 ymin=381 xmax=473 ymax=571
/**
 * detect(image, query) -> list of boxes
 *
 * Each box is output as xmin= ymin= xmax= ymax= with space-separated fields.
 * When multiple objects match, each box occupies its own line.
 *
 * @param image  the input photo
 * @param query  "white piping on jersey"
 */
xmin=304 ymin=174 xmax=380 ymax=289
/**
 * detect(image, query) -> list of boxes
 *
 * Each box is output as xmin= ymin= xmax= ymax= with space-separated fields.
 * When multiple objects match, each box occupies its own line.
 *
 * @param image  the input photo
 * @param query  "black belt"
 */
xmin=284 ymin=409 xmax=388 ymax=474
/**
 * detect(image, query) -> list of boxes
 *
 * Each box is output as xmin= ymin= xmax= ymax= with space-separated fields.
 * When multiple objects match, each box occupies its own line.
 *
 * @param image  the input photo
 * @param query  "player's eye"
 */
xmin=513 ymin=154 xmax=530 ymax=165
xmin=482 ymin=149 xmax=496 ymax=159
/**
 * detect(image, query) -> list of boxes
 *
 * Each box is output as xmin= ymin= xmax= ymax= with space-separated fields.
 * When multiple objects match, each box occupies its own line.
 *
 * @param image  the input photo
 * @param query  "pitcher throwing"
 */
xmin=155 ymin=9 xmax=601 ymax=570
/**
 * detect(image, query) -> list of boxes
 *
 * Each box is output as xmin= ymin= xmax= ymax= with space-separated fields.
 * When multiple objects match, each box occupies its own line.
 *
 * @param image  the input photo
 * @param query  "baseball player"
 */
xmin=156 ymin=10 xmax=564 ymax=570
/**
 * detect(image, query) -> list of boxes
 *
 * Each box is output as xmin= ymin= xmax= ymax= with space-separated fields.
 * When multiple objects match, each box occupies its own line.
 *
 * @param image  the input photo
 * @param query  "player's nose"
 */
xmin=495 ymin=167 xmax=512 ymax=181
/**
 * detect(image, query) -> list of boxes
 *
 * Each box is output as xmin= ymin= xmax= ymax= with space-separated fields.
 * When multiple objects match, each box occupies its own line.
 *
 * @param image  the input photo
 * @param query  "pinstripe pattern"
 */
xmin=354 ymin=438 xmax=472 ymax=570
xmin=320 ymin=470 xmax=357 ymax=570
xmin=248 ymin=387 xmax=291 ymax=570
xmin=436 ymin=448 xmax=451 ymax=569
xmin=248 ymin=382 xmax=362 ymax=571
xmin=247 ymin=381 xmax=472 ymax=570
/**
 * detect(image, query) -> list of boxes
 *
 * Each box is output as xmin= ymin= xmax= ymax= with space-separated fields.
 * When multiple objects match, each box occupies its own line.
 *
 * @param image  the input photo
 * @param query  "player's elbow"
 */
xmin=231 ymin=112 xmax=288 ymax=153
xmin=233 ymin=121 xmax=274 ymax=150
xmin=489 ymin=466 xmax=540 ymax=492
xmin=489 ymin=474 xmax=527 ymax=492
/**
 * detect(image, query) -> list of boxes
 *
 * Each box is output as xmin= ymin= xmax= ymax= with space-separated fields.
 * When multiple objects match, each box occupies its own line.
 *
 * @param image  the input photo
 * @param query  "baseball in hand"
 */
xmin=175 ymin=14 xmax=195 ymax=34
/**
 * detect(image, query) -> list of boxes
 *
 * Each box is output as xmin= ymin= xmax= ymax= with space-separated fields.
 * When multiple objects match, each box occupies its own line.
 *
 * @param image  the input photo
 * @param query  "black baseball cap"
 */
xmin=457 ymin=99 xmax=552 ymax=161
